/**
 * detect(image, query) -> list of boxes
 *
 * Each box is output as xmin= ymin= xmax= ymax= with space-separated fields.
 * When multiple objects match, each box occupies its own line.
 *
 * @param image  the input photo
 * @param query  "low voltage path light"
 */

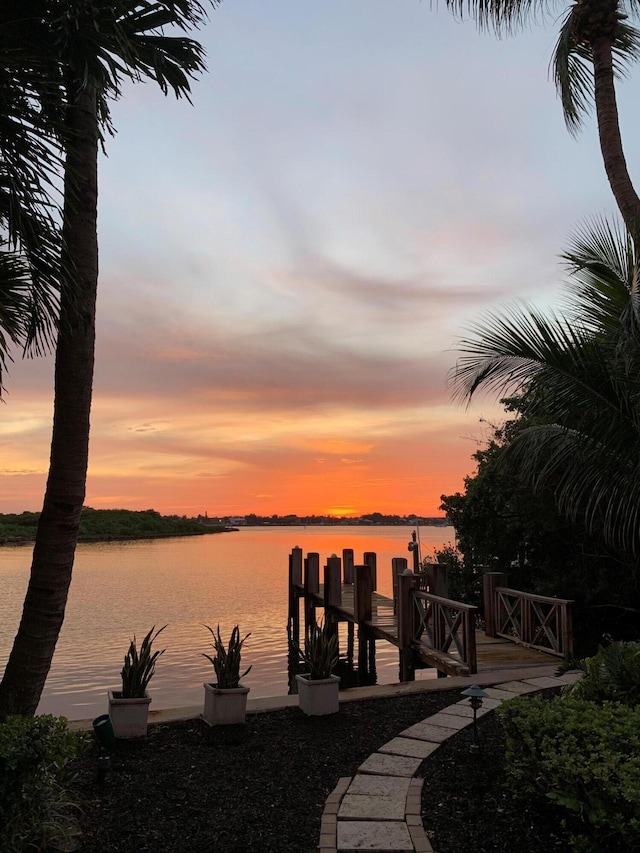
xmin=92 ymin=714 xmax=116 ymax=783
xmin=461 ymin=684 xmax=489 ymax=754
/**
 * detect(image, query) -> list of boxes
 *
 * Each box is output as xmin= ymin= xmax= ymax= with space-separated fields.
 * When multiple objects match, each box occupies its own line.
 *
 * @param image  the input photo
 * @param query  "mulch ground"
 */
xmin=71 ymin=688 xmax=567 ymax=853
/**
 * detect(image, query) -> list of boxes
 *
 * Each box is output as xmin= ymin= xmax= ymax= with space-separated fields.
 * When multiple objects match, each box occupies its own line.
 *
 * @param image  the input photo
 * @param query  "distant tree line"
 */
xmin=0 ymin=508 xmax=226 ymax=544
xmin=218 ymin=513 xmax=449 ymax=527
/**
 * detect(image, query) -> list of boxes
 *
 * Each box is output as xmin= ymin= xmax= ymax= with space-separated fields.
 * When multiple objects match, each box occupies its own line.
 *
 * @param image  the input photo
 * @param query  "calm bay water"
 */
xmin=0 ymin=525 xmax=454 ymax=720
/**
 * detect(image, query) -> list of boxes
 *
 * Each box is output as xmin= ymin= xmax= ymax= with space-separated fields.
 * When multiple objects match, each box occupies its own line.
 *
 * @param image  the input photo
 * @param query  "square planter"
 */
xmin=203 ymin=683 xmax=250 ymax=726
xmin=296 ymin=674 xmax=340 ymax=716
xmin=108 ymin=690 xmax=152 ymax=738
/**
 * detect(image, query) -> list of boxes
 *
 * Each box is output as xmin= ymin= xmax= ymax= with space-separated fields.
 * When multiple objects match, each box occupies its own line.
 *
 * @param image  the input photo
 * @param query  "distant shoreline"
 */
xmin=0 ymin=526 xmax=237 ymax=547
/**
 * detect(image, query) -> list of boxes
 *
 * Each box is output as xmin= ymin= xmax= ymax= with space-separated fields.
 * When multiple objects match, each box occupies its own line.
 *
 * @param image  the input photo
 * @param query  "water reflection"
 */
xmin=0 ymin=526 xmax=453 ymax=718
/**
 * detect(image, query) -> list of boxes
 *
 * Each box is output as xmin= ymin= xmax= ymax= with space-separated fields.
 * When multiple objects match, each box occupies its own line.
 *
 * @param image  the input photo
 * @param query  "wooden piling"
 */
xmin=304 ymin=552 xmax=320 ymax=636
xmin=424 ymin=562 xmax=449 ymax=598
xmin=291 ymin=546 xmax=303 ymax=587
xmin=391 ymin=557 xmax=408 ymax=613
xmin=363 ymin=551 xmax=377 ymax=591
xmin=343 ymin=548 xmax=354 ymax=584
xmin=304 ymin=552 xmax=320 ymax=595
xmin=288 ymin=549 xmax=302 ymax=648
xmin=324 ymin=555 xmax=342 ymax=608
xmin=354 ymin=564 xmax=373 ymax=623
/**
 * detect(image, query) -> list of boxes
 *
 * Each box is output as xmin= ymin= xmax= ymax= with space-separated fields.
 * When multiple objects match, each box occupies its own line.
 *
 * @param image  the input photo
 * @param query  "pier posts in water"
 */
xmin=288 ymin=546 xmax=303 ymax=648
xmin=343 ymin=549 xmax=355 ymax=584
xmin=324 ymin=555 xmax=342 ymax=645
xmin=355 ymin=563 xmax=374 ymax=675
xmin=304 ymin=553 xmax=320 ymax=634
xmin=363 ymin=552 xmax=377 ymax=591
xmin=324 ymin=555 xmax=342 ymax=608
xmin=391 ymin=557 xmax=408 ymax=613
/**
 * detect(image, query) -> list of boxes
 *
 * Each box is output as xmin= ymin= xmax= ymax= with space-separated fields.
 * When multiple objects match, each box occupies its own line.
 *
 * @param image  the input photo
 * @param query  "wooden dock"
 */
xmin=288 ymin=547 xmax=573 ymax=682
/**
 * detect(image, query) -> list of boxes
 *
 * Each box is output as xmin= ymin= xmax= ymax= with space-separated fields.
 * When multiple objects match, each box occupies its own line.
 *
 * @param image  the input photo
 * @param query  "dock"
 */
xmin=288 ymin=546 xmax=573 ymax=682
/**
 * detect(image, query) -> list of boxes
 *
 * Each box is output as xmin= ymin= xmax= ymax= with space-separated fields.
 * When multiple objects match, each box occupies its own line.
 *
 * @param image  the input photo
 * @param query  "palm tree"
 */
xmin=451 ymin=217 xmax=640 ymax=557
xmin=0 ymin=0 xmax=218 ymax=719
xmin=445 ymin=0 xmax=640 ymax=239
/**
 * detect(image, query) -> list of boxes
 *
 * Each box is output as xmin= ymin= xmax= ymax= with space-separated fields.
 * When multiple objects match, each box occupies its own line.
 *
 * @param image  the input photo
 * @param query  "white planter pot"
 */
xmin=108 ymin=690 xmax=152 ymax=738
xmin=296 ymin=674 xmax=340 ymax=716
xmin=203 ymin=683 xmax=250 ymax=726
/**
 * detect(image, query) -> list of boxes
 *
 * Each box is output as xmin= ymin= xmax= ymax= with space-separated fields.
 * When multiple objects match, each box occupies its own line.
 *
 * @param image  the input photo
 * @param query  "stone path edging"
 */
xmin=317 ymin=672 xmax=582 ymax=853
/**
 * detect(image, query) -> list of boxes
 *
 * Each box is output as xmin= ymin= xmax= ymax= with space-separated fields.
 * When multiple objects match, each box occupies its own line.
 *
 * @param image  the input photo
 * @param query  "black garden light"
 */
xmin=461 ymin=684 xmax=489 ymax=755
xmin=92 ymin=714 xmax=115 ymax=783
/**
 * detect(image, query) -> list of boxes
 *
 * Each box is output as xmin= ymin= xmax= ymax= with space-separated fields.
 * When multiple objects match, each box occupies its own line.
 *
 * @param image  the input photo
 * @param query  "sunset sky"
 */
xmin=2 ymin=0 xmax=638 ymax=518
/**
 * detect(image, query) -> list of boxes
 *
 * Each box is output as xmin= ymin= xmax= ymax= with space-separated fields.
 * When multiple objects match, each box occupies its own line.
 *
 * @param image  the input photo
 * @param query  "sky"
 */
xmin=2 ymin=0 xmax=639 ymax=518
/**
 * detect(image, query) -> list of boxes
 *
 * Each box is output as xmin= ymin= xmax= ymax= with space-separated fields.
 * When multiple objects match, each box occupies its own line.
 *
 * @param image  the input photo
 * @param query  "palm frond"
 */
xmin=552 ymin=10 xmax=593 ymax=135
xmin=452 ymin=219 xmax=640 ymax=555
xmin=444 ymin=0 xmax=553 ymax=35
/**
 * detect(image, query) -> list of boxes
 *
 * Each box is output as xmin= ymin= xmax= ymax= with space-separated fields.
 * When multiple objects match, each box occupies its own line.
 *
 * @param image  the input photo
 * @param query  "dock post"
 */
xmin=288 ymin=547 xmax=303 ymax=649
xmin=424 ymin=562 xmax=449 ymax=598
xmin=398 ymin=571 xmax=417 ymax=682
xmin=483 ymin=572 xmax=506 ymax=638
xmin=347 ymin=622 xmax=355 ymax=663
xmin=392 ymin=557 xmax=408 ymax=614
xmin=343 ymin=548 xmax=354 ymax=584
xmin=355 ymin=563 xmax=374 ymax=677
xmin=304 ymin=552 xmax=320 ymax=637
xmin=354 ymin=564 xmax=373 ymax=623
xmin=363 ymin=552 xmax=377 ymax=591
xmin=324 ymin=554 xmax=342 ymax=644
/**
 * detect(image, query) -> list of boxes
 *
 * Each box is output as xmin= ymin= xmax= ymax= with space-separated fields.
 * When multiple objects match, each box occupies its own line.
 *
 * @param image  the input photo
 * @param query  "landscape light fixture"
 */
xmin=92 ymin=714 xmax=115 ymax=783
xmin=461 ymin=684 xmax=489 ymax=754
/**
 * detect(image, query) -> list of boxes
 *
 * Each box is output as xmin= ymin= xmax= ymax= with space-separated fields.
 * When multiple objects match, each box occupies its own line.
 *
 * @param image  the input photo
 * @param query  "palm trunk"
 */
xmin=592 ymin=37 xmax=640 ymax=239
xmin=0 ymin=80 xmax=98 ymax=719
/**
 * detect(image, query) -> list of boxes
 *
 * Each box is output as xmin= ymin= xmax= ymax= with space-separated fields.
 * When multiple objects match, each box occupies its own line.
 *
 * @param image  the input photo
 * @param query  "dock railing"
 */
xmin=483 ymin=572 xmax=573 ymax=658
xmin=398 ymin=572 xmax=478 ymax=677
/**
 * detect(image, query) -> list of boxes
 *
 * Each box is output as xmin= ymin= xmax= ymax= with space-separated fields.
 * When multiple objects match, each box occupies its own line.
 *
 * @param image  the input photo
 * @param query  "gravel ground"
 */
xmin=71 ymin=688 xmax=568 ymax=853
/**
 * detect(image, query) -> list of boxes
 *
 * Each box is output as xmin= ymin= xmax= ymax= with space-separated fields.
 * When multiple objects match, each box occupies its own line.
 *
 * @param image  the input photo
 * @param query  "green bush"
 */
xmin=0 ymin=714 xmax=87 ymax=853
xmin=498 ymin=695 xmax=640 ymax=852
xmin=562 ymin=640 xmax=640 ymax=706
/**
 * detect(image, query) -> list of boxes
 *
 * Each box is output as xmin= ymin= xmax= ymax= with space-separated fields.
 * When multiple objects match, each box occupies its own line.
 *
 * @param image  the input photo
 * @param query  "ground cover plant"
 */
xmin=0 ymin=714 xmax=87 ymax=853
xmin=499 ymin=695 xmax=640 ymax=852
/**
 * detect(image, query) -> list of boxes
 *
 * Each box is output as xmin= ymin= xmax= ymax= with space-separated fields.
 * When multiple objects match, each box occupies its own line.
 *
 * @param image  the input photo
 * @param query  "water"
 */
xmin=0 ymin=525 xmax=455 ymax=720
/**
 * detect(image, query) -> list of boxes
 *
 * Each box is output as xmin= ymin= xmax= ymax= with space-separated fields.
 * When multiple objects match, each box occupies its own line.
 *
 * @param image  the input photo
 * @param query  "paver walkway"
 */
xmin=317 ymin=672 xmax=582 ymax=853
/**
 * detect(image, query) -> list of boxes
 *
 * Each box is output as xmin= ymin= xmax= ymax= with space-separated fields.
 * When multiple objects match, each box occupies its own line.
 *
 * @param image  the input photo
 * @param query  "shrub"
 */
xmin=498 ymin=695 xmax=640 ymax=852
xmin=562 ymin=640 xmax=640 ymax=706
xmin=0 ymin=714 xmax=87 ymax=852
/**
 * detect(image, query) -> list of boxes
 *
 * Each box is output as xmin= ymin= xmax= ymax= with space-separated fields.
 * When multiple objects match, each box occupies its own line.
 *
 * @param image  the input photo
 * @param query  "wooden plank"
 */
xmin=414 ymin=645 xmax=469 ymax=677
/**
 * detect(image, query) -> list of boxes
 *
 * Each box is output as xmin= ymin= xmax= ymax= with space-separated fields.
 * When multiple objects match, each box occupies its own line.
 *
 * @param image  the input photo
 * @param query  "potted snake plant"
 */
xmin=296 ymin=621 xmax=340 ymax=715
xmin=202 ymin=624 xmax=252 ymax=725
xmin=108 ymin=624 xmax=167 ymax=738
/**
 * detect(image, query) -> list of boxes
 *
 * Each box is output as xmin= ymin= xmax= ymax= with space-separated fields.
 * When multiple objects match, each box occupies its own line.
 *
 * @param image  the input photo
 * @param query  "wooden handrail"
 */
xmin=493 ymin=586 xmax=573 ymax=658
xmin=496 ymin=586 xmax=572 ymax=607
xmin=412 ymin=590 xmax=477 ymax=612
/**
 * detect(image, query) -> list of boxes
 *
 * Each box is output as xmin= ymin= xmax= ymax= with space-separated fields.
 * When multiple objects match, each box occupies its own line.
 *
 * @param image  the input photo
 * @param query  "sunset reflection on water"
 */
xmin=0 ymin=525 xmax=454 ymax=719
